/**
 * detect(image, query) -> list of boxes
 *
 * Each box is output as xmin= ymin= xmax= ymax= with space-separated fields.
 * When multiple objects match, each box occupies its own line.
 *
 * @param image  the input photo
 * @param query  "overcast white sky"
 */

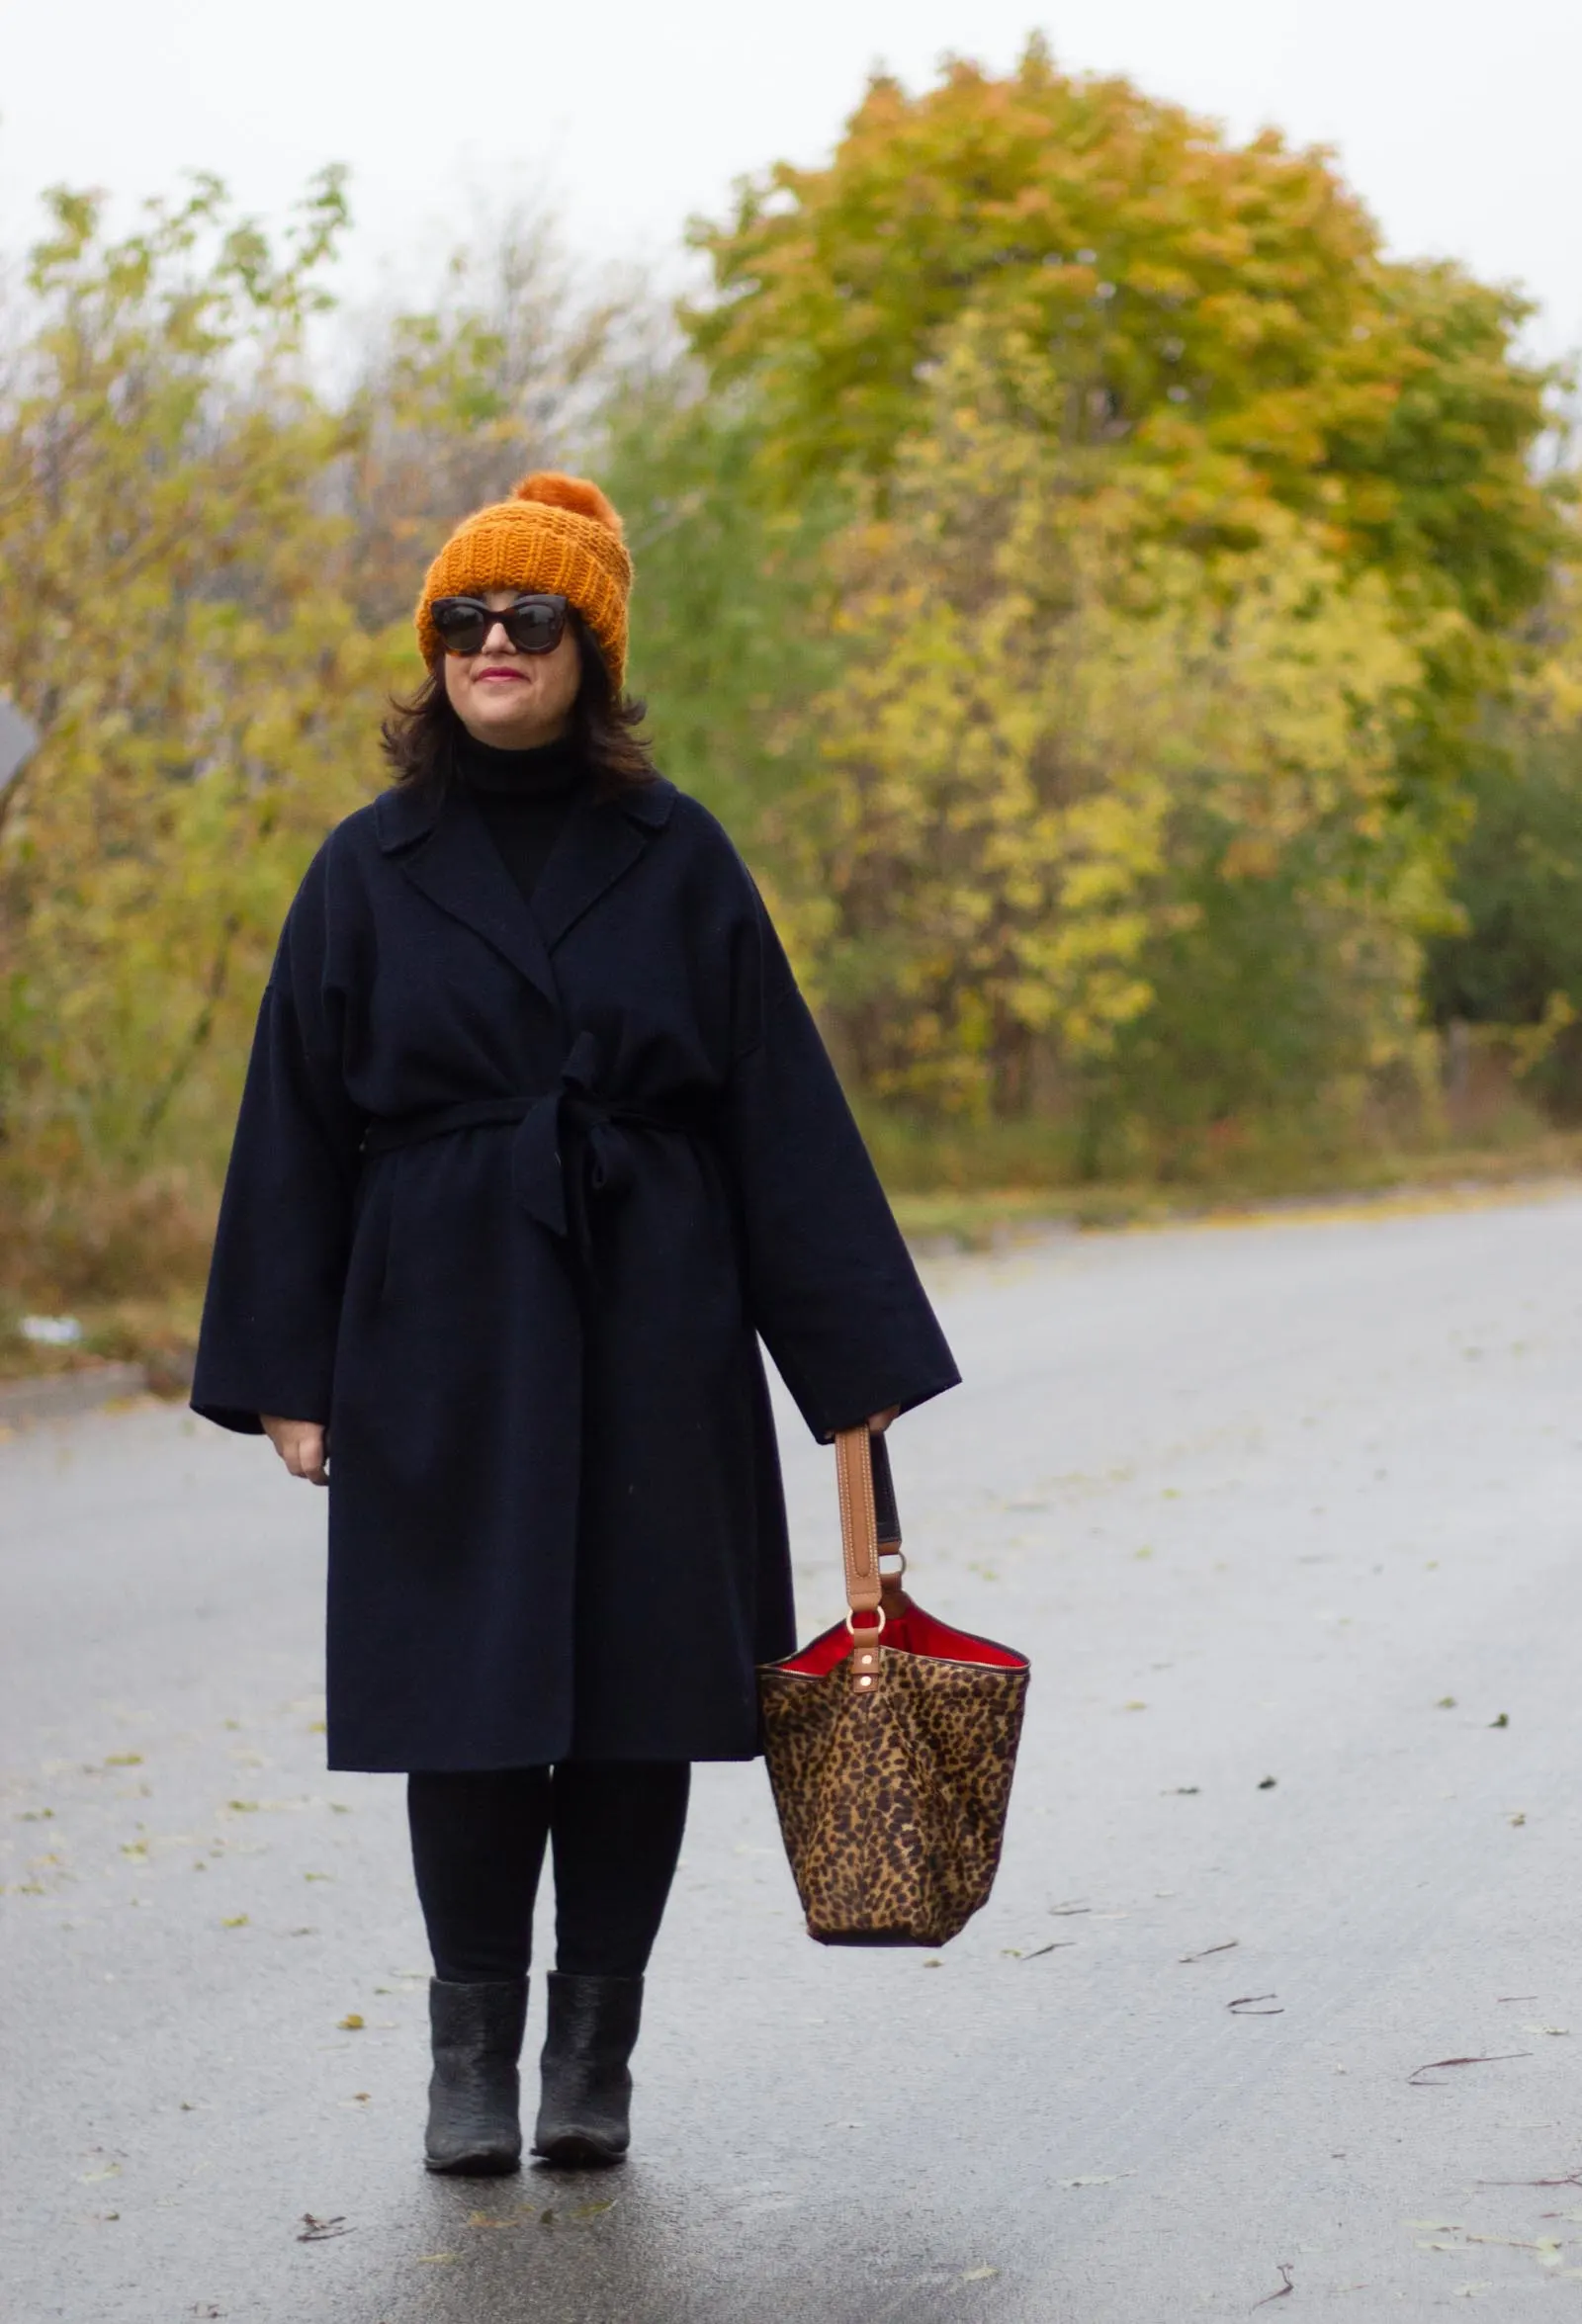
xmin=2 ymin=0 xmax=1577 ymax=361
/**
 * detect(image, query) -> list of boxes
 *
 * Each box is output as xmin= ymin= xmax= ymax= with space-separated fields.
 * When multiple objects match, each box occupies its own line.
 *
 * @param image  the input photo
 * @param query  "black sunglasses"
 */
xmin=429 ymin=593 xmax=570 ymax=656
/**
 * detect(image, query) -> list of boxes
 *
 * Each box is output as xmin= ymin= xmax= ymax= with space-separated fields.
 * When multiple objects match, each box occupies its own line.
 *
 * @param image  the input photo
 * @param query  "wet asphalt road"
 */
xmin=6 ymin=1190 xmax=1582 ymax=2322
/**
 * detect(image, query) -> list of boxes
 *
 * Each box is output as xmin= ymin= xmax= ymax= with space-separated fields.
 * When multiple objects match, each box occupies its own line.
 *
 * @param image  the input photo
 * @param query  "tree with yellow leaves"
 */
xmin=0 ymin=174 xmax=392 ymax=1291
xmin=691 ymin=40 xmax=1556 ymax=640
xmin=781 ymin=317 xmax=1434 ymax=1160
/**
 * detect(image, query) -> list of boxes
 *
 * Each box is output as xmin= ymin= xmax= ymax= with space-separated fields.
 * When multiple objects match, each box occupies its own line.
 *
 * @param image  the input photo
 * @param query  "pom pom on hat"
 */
xmin=513 ymin=472 xmax=624 ymax=537
xmin=414 ymin=469 xmax=634 ymax=683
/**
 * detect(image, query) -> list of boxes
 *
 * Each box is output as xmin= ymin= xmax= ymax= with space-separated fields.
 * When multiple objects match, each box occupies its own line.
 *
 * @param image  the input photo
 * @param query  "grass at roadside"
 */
xmin=890 ymin=1131 xmax=1582 ymax=1250
xmin=0 ymin=1291 xmax=203 ymax=1396
xmin=7 ymin=1130 xmax=1582 ymax=1393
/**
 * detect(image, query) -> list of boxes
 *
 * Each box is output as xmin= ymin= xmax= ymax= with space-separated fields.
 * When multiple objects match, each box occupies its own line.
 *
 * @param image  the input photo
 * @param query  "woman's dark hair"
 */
xmin=381 ymin=609 xmax=658 ymax=795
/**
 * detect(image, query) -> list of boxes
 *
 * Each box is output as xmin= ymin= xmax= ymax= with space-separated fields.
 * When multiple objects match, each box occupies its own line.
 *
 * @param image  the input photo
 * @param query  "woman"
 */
xmin=192 ymin=471 xmax=959 ymax=2175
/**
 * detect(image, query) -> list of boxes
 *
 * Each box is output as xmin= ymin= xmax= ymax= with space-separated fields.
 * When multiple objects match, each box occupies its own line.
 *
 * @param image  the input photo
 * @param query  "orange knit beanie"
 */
xmin=414 ymin=472 xmax=634 ymax=690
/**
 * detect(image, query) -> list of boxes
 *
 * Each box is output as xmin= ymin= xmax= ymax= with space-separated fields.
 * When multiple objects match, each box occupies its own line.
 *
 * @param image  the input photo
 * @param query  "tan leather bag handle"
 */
xmin=835 ymin=1426 xmax=882 ymax=1620
xmin=834 ymin=1426 xmax=905 ymax=1621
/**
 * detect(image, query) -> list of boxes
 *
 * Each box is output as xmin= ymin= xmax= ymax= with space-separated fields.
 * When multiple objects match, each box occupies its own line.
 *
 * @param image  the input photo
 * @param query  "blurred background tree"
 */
xmin=600 ymin=373 xmax=851 ymax=876
xmin=772 ymin=318 xmax=1434 ymax=1168
xmin=0 ymin=173 xmax=387 ymax=1299
xmin=1425 ymin=559 xmax=1582 ymax=1116
xmin=687 ymin=39 xmax=1555 ymax=636
xmin=340 ymin=206 xmax=630 ymax=630
xmin=683 ymin=43 xmax=1566 ymax=1171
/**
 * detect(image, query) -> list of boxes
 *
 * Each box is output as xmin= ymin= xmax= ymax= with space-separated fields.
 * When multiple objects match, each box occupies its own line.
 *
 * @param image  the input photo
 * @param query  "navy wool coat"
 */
xmin=192 ymin=774 xmax=959 ymax=1770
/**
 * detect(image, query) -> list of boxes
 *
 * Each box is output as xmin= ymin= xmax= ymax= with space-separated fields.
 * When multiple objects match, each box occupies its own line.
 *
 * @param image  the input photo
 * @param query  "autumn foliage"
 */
xmin=0 ymin=46 xmax=1577 ymax=1312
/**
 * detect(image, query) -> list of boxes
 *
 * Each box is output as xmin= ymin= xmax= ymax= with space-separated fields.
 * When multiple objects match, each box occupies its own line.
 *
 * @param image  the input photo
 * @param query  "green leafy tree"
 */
xmin=690 ymin=42 xmax=1557 ymax=641
xmin=785 ymin=321 xmax=1432 ymax=1151
xmin=688 ymin=42 xmax=1567 ymax=1150
xmin=1425 ymin=558 xmax=1582 ymax=1113
xmin=599 ymin=367 xmax=851 ymax=880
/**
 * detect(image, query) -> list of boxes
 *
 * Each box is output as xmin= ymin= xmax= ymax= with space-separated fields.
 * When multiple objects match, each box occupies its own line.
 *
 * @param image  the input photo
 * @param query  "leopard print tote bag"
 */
xmin=758 ymin=1427 xmax=1030 ymax=1946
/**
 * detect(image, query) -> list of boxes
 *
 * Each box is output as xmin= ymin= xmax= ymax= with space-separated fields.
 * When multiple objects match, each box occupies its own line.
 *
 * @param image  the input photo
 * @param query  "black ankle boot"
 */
xmin=532 ymin=1972 xmax=644 ymax=2167
xmin=424 ymin=1976 xmax=528 ymax=2175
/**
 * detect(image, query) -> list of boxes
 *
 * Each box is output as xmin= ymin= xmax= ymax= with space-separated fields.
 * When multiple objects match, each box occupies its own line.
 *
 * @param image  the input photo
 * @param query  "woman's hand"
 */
xmin=261 ymin=1416 xmax=329 ymax=1486
xmin=867 ymin=1407 xmax=900 ymax=1431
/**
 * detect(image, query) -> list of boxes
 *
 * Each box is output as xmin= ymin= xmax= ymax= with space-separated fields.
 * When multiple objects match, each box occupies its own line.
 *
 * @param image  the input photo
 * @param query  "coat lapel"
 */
xmin=532 ymin=779 xmax=675 ymax=954
xmin=383 ymin=784 xmax=560 ymax=1009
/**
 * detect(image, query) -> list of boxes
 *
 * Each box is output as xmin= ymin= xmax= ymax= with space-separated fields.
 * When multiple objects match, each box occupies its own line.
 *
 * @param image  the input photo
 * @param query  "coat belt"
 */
xmin=359 ymin=1031 xmax=704 ymax=1245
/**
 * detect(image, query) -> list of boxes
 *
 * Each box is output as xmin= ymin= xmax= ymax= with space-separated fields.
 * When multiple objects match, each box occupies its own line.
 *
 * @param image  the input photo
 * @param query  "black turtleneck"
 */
xmin=460 ymin=731 xmax=586 ymax=905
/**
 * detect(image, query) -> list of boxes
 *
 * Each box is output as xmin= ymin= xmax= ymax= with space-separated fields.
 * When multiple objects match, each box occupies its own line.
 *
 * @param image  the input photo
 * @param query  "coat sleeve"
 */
xmin=718 ymin=895 xmax=960 ymax=1440
xmin=190 ymin=849 xmax=366 ymax=1434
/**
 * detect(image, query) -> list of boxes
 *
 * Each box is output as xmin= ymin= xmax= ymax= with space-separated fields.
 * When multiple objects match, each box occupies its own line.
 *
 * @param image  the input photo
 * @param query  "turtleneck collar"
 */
xmin=457 ymin=728 xmax=582 ymax=797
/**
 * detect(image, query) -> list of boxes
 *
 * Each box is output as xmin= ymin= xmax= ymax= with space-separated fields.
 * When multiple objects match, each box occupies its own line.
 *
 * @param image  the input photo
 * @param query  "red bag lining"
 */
xmin=774 ymin=1605 xmax=1027 ymax=1678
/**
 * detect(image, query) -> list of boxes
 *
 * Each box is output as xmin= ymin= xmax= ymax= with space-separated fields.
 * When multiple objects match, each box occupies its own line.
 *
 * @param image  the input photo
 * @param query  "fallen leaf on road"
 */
xmin=1490 ymin=1713 xmax=1509 ymax=1729
xmin=105 ymin=1754 xmax=143 ymax=1767
xmin=297 ymin=2214 xmax=351 ymax=2242
xmin=1180 ymin=1940 xmax=1239 ymax=1963
xmin=1522 ymin=2024 xmax=1571 ymax=2037
xmin=336 ymin=2013 xmax=364 ymax=2030
xmin=1478 ymin=2171 xmax=1582 ymax=2189
xmin=413 ymin=2251 xmax=456 ymax=2263
xmin=1251 ymin=2263 xmax=1293 ymax=2308
xmin=1408 ymin=2052 xmax=1530 ymax=2086
xmin=1465 ymin=2234 xmax=1558 ymax=2254
xmin=571 ymin=2200 xmax=616 ymax=2221
xmin=1167 ymin=1785 xmax=1201 ymax=1795
xmin=1015 ymin=1941 xmax=1072 ymax=1960
xmin=1229 ymin=1995 xmax=1283 ymax=2016
xmin=1258 ymin=1776 xmax=1277 ymax=1790
xmin=961 ymin=2266 xmax=999 ymax=2281
xmin=220 ymin=1915 xmax=248 ymax=1930
xmin=1437 ymin=1696 xmax=1457 ymax=1709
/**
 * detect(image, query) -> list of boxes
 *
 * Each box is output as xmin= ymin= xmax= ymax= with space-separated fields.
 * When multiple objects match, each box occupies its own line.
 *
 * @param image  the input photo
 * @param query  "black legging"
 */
xmin=407 ymin=1763 xmax=691 ymax=1982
